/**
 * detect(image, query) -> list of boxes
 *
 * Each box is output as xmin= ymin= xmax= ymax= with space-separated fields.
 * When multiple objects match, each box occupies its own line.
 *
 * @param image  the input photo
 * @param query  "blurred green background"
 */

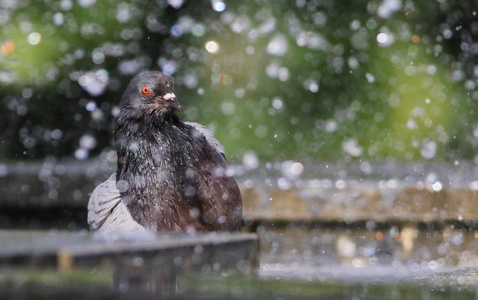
xmin=0 ymin=0 xmax=476 ymax=163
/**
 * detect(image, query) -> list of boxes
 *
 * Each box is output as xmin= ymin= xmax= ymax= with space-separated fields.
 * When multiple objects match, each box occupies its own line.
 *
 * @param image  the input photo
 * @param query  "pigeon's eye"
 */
xmin=141 ymin=86 xmax=151 ymax=95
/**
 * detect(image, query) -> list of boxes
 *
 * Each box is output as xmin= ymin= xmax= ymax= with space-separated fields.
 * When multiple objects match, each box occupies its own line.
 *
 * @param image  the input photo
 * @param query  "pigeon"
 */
xmin=88 ymin=71 xmax=242 ymax=233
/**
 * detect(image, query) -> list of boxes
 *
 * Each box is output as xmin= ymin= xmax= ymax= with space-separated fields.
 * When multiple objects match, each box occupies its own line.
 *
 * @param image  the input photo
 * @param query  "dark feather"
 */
xmin=113 ymin=71 xmax=242 ymax=232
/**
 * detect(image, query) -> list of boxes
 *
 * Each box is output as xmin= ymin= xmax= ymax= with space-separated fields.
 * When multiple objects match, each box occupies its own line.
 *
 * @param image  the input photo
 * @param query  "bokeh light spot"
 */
xmin=212 ymin=0 xmax=226 ymax=12
xmin=205 ymin=41 xmax=219 ymax=53
xmin=27 ymin=32 xmax=42 ymax=45
xmin=1 ymin=41 xmax=14 ymax=55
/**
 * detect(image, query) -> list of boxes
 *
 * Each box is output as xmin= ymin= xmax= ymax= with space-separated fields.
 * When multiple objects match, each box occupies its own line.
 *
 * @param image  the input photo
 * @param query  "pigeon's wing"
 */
xmin=184 ymin=123 xmax=242 ymax=231
xmin=87 ymin=173 xmax=145 ymax=232
xmin=185 ymin=122 xmax=225 ymax=157
xmin=200 ymin=173 xmax=243 ymax=232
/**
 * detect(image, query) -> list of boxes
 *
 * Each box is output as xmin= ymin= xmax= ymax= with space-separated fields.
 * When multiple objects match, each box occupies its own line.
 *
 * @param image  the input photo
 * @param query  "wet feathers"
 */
xmin=88 ymin=71 xmax=242 ymax=232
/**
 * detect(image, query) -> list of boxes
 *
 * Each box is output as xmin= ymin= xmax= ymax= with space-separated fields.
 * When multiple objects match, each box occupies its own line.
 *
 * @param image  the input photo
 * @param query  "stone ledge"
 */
xmin=0 ymin=230 xmax=259 ymax=273
xmin=2 ymin=160 xmax=478 ymax=225
xmin=241 ymin=180 xmax=478 ymax=223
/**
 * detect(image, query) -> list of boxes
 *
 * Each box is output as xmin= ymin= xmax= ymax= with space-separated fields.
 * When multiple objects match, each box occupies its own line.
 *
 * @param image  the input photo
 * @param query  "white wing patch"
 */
xmin=87 ymin=173 xmax=145 ymax=232
xmin=185 ymin=122 xmax=225 ymax=157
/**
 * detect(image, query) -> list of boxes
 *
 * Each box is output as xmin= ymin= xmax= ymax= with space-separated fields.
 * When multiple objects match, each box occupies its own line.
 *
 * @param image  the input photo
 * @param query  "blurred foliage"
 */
xmin=0 ymin=0 xmax=477 ymax=163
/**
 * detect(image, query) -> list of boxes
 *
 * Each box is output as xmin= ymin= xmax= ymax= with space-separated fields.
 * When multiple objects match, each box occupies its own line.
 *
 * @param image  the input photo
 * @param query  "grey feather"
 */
xmin=88 ymin=173 xmax=145 ymax=232
xmin=185 ymin=122 xmax=225 ymax=157
xmin=88 ymin=123 xmax=226 ymax=232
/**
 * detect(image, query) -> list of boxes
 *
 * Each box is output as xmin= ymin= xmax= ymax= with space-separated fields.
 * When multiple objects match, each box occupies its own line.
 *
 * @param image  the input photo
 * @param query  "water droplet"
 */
xmin=290 ymin=162 xmax=304 ymax=175
xmin=85 ymin=101 xmax=96 ymax=112
xmin=170 ymin=24 xmax=183 ymax=36
xmin=116 ymin=3 xmax=132 ymax=23
xmin=75 ymin=148 xmax=88 ymax=160
xmin=377 ymin=0 xmax=402 ymax=19
xmin=281 ymin=161 xmax=304 ymax=179
xmin=442 ymin=28 xmax=453 ymax=39
xmin=254 ymin=125 xmax=268 ymax=138
xmin=471 ymin=181 xmax=478 ymax=191
xmin=322 ymin=119 xmax=336 ymax=132
xmin=278 ymin=67 xmax=290 ymax=82
xmin=336 ymin=235 xmax=356 ymax=258
xmin=48 ymin=190 xmax=58 ymax=200
xmin=117 ymin=180 xmax=129 ymax=193
xmin=185 ymin=186 xmax=196 ymax=197
xmin=168 ymin=0 xmax=184 ymax=9
xmin=183 ymin=74 xmax=198 ymax=89
xmin=78 ymin=0 xmax=96 ymax=8
xmin=111 ymin=106 xmax=120 ymax=117
xmin=230 ymin=16 xmax=250 ymax=34
xmin=335 ymin=180 xmax=346 ymax=189
xmin=220 ymin=99 xmax=235 ymax=116
xmin=348 ymin=57 xmax=359 ymax=69
xmin=451 ymin=70 xmax=465 ymax=82
xmin=51 ymin=129 xmax=63 ymax=140
xmin=205 ymin=40 xmax=219 ymax=54
xmin=211 ymin=0 xmax=226 ymax=12
xmin=427 ymin=65 xmax=437 ymax=75
xmin=78 ymin=69 xmax=109 ymax=96
xmin=360 ymin=161 xmax=373 ymax=175
xmin=366 ymin=221 xmax=376 ymax=230
xmin=406 ymin=118 xmax=417 ymax=130
xmin=342 ymin=138 xmax=363 ymax=157
xmin=365 ymin=73 xmax=375 ymax=83
xmin=79 ymin=134 xmax=97 ymax=150
xmin=0 ymin=164 xmax=8 ymax=178
xmin=431 ymin=181 xmax=442 ymax=192
xmin=60 ymin=0 xmax=73 ymax=10
xmin=158 ymin=58 xmax=178 ymax=75
xmin=129 ymin=142 xmax=139 ymax=152
xmin=234 ymin=88 xmax=245 ymax=98
xmin=390 ymin=226 xmax=399 ymax=238
xmin=350 ymin=20 xmax=361 ymax=30
xmin=27 ymin=32 xmax=42 ymax=45
xmin=272 ymin=98 xmax=283 ymax=110
xmin=92 ymin=48 xmax=105 ymax=64
xmin=242 ymin=151 xmax=259 ymax=170
xmin=53 ymin=13 xmax=65 ymax=26
xmin=191 ymin=24 xmax=205 ymax=37
xmin=277 ymin=177 xmax=291 ymax=190
xmin=16 ymin=106 xmax=27 ymax=116
xmin=265 ymin=62 xmax=281 ymax=79
xmin=305 ymin=80 xmax=319 ymax=93
xmin=267 ymin=34 xmax=288 ymax=57
xmin=376 ymin=31 xmax=394 ymax=46
xmin=420 ymin=139 xmax=436 ymax=160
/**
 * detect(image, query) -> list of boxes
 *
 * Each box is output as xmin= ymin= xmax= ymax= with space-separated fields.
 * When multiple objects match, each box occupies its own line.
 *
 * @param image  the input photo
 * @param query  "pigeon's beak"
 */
xmin=162 ymin=93 xmax=182 ymax=112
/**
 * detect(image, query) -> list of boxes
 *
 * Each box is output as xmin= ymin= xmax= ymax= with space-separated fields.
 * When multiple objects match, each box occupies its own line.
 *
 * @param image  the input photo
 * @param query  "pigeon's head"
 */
xmin=119 ymin=71 xmax=182 ymax=119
